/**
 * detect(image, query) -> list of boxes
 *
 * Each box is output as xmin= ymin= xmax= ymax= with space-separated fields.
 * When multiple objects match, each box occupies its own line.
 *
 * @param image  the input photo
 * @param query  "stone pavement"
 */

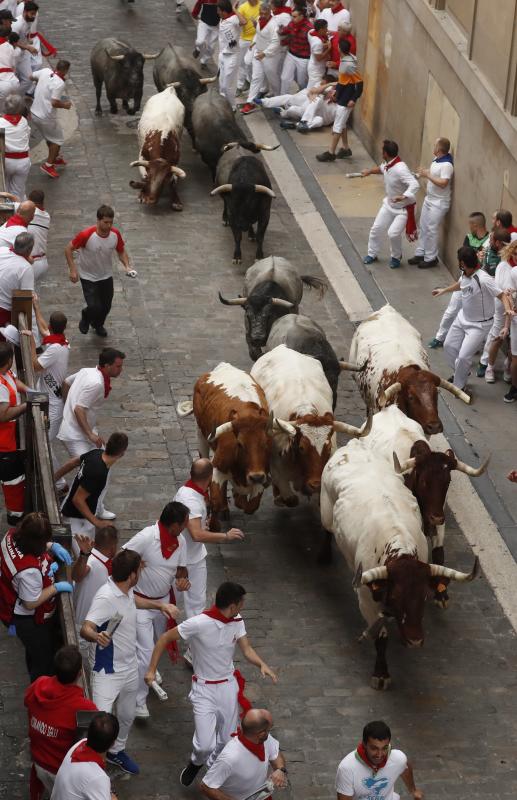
xmin=1 ymin=1 xmax=517 ymax=799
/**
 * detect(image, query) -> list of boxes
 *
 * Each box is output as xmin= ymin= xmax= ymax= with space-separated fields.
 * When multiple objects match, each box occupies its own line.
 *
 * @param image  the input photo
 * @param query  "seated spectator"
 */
xmin=257 ymin=82 xmax=337 ymax=132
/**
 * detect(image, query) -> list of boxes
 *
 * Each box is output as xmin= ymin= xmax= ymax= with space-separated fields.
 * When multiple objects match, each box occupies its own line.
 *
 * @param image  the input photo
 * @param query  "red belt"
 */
xmin=32 ymin=253 xmax=46 ymax=259
xmin=0 ymin=68 xmax=13 ymax=74
xmin=134 ymin=590 xmax=168 ymax=601
xmin=192 ymin=675 xmax=229 ymax=685
xmin=5 ymin=152 xmax=29 ymax=159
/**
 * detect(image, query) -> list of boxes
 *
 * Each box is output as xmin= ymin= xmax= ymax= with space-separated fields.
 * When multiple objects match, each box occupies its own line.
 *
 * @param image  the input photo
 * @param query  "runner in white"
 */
xmin=0 ymin=10 xmax=20 ymax=111
xmin=30 ymin=59 xmax=72 ymax=179
xmin=123 ymin=501 xmax=191 ymax=719
xmin=12 ymin=0 xmax=38 ymax=96
xmin=335 ymin=720 xmax=423 ymax=800
xmin=26 ymin=189 xmax=50 ymax=282
xmin=201 ymin=709 xmax=288 ymax=800
xmin=217 ymin=0 xmax=242 ymax=110
xmin=0 ymin=93 xmax=30 ymax=198
xmin=145 ymin=581 xmax=277 ymax=788
xmin=307 ymin=20 xmax=330 ymax=87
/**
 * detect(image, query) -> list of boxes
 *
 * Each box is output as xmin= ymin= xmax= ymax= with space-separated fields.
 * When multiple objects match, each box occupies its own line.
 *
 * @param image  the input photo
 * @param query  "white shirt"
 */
xmin=0 ymin=222 xmax=26 ymax=249
xmin=0 ymin=247 xmax=33 ymax=309
xmin=12 ymin=566 xmax=42 ymax=616
xmin=177 ymin=612 xmax=246 ymax=681
xmin=219 ymin=14 xmax=241 ymax=55
xmin=27 ymin=207 xmax=50 ymax=256
xmin=204 ymin=735 xmax=280 ymax=800
xmin=0 ymin=40 xmax=18 ymax=79
xmin=36 ymin=341 xmax=70 ymax=414
xmin=0 ymin=115 xmax=29 ymax=153
xmin=31 ymin=67 xmax=65 ymax=121
xmin=0 ymin=0 xmax=18 ymax=17
xmin=85 ymin=577 xmax=138 ymax=674
xmin=459 ymin=269 xmax=499 ymax=323
xmin=320 ymin=5 xmax=350 ymax=31
xmin=50 ymin=739 xmax=111 ymax=800
xmin=73 ymin=548 xmax=111 ymax=626
xmin=308 ymin=33 xmax=326 ymax=80
xmin=124 ymin=523 xmax=187 ymax=600
xmin=380 ymin=159 xmax=420 ymax=210
xmin=71 ymin=226 xmax=124 ymax=283
xmin=58 ymin=367 xmax=105 ymax=443
xmin=0 ymin=368 xmax=18 ymax=404
xmin=173 ymin=484 xmax=208 ymax=564
xmin=253 ymin=17 xmax=280 ymax=56
xmin=426 ymin=158 xmax=454 ymax=203
xmin=335 ymin=749 xmax=407 ymax=800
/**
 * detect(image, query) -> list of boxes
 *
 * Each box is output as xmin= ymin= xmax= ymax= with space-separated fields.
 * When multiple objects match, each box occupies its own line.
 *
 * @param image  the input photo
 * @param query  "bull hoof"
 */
xmin=371 ymin=675 xmax=391 ymax=691
xmin=171 ymin=203 xmax=183 ymax=212
xmin=434 ymin=593 xmax=449 ymax=609
xmin=222 ymin=220 xmax=229 ymax=227
xmin=232 ymin=258 xmax=242 ymax=265
xmin=248 ymin=232 xmax=256 ymax=241
xmin=95 ymin=107 xmax=102 ymax=116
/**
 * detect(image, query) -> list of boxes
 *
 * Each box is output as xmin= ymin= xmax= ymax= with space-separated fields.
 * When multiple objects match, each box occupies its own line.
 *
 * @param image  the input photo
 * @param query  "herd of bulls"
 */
xmin=90 ymin=35 xmax=488 ymax=690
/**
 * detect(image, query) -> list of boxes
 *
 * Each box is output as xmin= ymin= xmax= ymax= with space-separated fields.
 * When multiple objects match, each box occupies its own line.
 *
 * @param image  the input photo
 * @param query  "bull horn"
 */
xmin=199 ymin=76 xmax=217 ymax=85
xmin=166 ymin=81 xmax=182 ymax=88
xmin=254 ymin=184 xmax=276 ymax=198
xmin=143 ymin=52 xmax=160 ymax=59
xmin=454 ymin=454 xmax=490 ymax=477
xmin=218 ymin=291 xmax=247 ymax=306
xmin=338 ymin=359 xmax=366 ymax=372
xmin=207 ymin=421 xmax=234 ymax=444
xmin=210 ymin=184 xmax=232 ymax=196
xmin=429 ymin=556 xmax=479 ymax=582
xmin=393 ymin=453 xmax=416 ymax=475
xmin=255 ymin=143 xmax=280 ymax=151
xmin=130 ymin=160 xmax=150 ymax=168
xmin=273 ymin=417 xmax=297 ymax=437
xmin=333 ymin=407 xmax=372 ymax=438
xmin=177 ymin=400 xmax=193 ymax=417
xmin=439 ymin=377 xmax=471 ymax=405
xmin=170 ymin=166 xmax=186 ymax=178
xmin=271 ymin=297 xmax=294 ymax=309
xmin=360 ymin=566 xmax=388 ymax=585
xmin=222 ymin=142 xmax=240 ymax=153
xmin=106 ymin=50 xmax=125 ymax=61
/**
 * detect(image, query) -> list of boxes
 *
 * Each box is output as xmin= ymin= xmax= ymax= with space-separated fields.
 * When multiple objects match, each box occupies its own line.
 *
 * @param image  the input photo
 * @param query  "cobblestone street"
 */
xmin=1 ymin=1 xmax=517 ymax=799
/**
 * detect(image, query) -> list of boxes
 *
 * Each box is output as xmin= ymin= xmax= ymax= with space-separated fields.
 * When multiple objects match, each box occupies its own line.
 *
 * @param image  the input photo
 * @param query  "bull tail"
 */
xmin=300 ymin=275 xmax=328 ymax=299
xmin=177 ymin=400 xmax=194 ymax=417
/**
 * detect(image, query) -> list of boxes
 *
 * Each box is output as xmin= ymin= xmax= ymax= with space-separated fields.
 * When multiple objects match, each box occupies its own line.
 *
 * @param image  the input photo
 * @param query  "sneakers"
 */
xmin=296 ymin=121 xmax=309 ymax=133
xmin=418 ymin=258 xmax=439 ymax=269
xmin=336 ymin=147 xmax=352 ymax=159
xmin=240 ymin=103 xmax=256 ymax=115
xmin=192 ymin=47 xmax=200 ymax=59
xmin=389 ymin=257 xmax=401 ymax=269
xmin=476 ymin=362 xmax=487 ymax=378
xmin=134 ymin=703 xmax=150 ymax=719
xmin=254 ymin=97 xmax=264 ymax=106
xmin=98 ymin=509 xmax=116 ymax=520
xmin=279 ymin=120 xmax=296 ymax=129
xmin=40 ymin=163 xmax=59 ymax=179
xmin=316 ymin=150 xmax=335 ymax=162
xmin=503 ymin=385 xmax=517 ymax=403
xmin=428 ymin=337 xmax=443 ymax=349
xmin=485 ymin=365 xmax=495 ymax=383
xmin=180 ymin=761 xmax=203 ymax=787
xmin=54 ymin=156 xmax=67 ymax=166
xmin=94 ymin=326 xmax=108 ymax=337
xmin=408 ymin=255 xmax=424 ymax=265
xmin=78 ymin=311 xmax=89 ymax=335
xmin=363 ymin=255 xmax=378 ymax=265
xmin=106 ymin=750 xmax=140 ymax=775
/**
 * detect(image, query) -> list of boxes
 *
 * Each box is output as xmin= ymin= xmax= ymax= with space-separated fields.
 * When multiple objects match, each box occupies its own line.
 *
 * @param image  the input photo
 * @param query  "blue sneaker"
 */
xmin=253 ymin=97 xmax=263 ymax=105
xmin=363 ymin=255 xmax=378 ymax=265
xmin=106 ymin=750 xmax=140 ymax=775
xmin=428 ymin=337 xmax=443 ymax=349
xmin=389 ymin=257 xmax=401 ymax=269
xmin=272 ymin=107 xmax=282 ymax=115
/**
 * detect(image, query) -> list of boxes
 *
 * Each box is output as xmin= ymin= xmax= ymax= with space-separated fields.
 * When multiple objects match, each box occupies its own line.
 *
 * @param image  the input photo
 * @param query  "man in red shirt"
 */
xmin=24 ymin=644 xmax=97 ymax=800
xmin=64 ymin=204 xmax=136 ymax=338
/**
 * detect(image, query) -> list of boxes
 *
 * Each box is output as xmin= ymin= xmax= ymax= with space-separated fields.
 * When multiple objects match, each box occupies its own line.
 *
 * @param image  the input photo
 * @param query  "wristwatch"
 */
xmin=79 ymin=551 xmax=90 ymax=558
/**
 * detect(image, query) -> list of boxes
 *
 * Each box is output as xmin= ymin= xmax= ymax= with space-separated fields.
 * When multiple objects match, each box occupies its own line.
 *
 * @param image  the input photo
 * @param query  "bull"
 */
xmin=128 ymin=86 xmax=186 ymax=210
xmin=250 ymin=344 xmax=370 ymax=506
xmin=320 ymin=442 xmax=479 ymax=689
xmin=266 ymin=314 xmax=364 ymax=410
xmin=350 ymin=304 xmax=470 ymax=436
xmin=153 ymin=44 xmax=216 ymax=141
xmin=178 ymin=362 xmax=273 ymax=526
xmin=219 ymin=256 xmax=327 ymax=360
xmin=90 ymin=38 xmax=159 ymax=115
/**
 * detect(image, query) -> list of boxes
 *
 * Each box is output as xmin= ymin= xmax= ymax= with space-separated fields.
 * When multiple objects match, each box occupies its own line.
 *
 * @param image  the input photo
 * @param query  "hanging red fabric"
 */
xmin=97 ymin=366 xmax=111 ymax=398
xmin=28 ymin=32 xmax=57 ymax=57
xmin=166 ymin=586 xmax=180 ymax=662
xmin=234 ymin=669 xmax=252 ymax=716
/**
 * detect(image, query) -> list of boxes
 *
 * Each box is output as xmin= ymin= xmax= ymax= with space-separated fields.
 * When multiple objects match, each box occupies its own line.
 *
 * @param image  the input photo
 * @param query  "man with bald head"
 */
xmin=0 ymin=200 xmax=36 ymax=248
xmin=201 ymin=708 xmax=288 ymax=800
xmin=174 ymin=458 xmax=244 ymax=633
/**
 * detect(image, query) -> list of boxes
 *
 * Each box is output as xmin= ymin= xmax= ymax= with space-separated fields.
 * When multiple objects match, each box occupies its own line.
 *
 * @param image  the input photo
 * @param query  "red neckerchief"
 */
xmin=0 ymin=37 xmax=8 ymax=45
xmin=233 ymin=729 xmax=266 ymax=761
xmin=51 ymin=70 xmax=67 ymax=80
xmin=97 ymin=366 xmax=111 ymax=398
xmin=70 ymin=741 xmax=106 ymax=768
xmin=384 ymin=155 xmax=401 ymax=171
xmin=91 ymin=550 xmax=113 ymax=576
xmin=356 ymin=742 xmax=389 ymax=773
xmin=3 ymin=115 xmax=22 ymax=126
xmin=42 ymin=333 xmax=69 ymax=346
xmin=509 ymin=257 xmax=517 ymax=268
xmin=273 ymin=5 xmax=291 ymax=13
xmin=309 ymin=29 xmax=327 ymax=41
xmin=6 ymin=213 xmax=28 ymax=228
xmin=184 ymin=478 xmax=209 ymax=501
xmin=203 ymin=605 xmax=240 ymax=623
xmin=158 ymin=520 xmax=180 ymax=559
xmin=331 ymin=1 xmax=344 ymax=12
xmin=258 ymin=16 xmax=271 ymax=28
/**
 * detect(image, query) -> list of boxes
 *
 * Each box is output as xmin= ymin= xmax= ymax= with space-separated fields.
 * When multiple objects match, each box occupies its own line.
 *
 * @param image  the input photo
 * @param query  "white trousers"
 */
xmin=75 ymin=622 xmax=94 ymax=668
xmin=196 ymin=20 xmax=218 ymax=65
xmin=301 ymin=95 xmax=336 ymax=129
xmin=415 ymin=196 xmax=450 ymax=261
xmin=15 ymin=50 xmax=32 ymax=96
xmin=367 ymin=199 xmax=408 ymax=260
xmin=59 ymin=436 xmax=109 ymax=515
xmin=219 ymin=52 xmax=239 ymax=110
xmin=33 ymin=256 xmax=49 ymax=283
xmin=307 ymin=63 xmax=325 ymax=89
xmin=183 ymin=558 xmax=207 ymax=619
xmin=4 ymin=156 xmax=31 ymax=201
xmin=136 ymin=606 xmax=167 ymax=707
xmin=246 ymin=51 xmax=267 ymax=104
xmin=0 ymin=75 xmax=20 ymax=112
xmin=332 ymin=104 xmax=352 ymax=134
xmin=263 ymin=90 xmax=308 ymax=120
xmin=237 ymin=39 xmax=253 ymax=88
xmin=92 ymin=667 xmax=138 ymax=753
xmin=435 ymin=291 xmax=462 ymax=342
xmin=48 ymin=406 xmax=66 ymax=491
xmin=34 ymin=762 xmax=56 ymax=795
xmin=189 ymin=675 xmax=239 ymax=767
xmin=280 ymin=52 xmax=308 ymax=93
xmin=481 ymin=299 xmax=505 ymax=365
xmin=263 ymin=53 xmax=282 ymax=96
xmin=444 ymin=310 xmax=492 ymax=389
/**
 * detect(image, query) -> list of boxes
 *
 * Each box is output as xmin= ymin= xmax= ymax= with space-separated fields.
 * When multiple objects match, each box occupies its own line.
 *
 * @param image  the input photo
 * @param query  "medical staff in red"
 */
xmin=0 ymin=341 xmax=28 ymax=522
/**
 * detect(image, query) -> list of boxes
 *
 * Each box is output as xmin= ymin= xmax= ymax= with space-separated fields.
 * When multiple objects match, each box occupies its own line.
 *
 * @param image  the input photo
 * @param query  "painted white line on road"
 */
xmin=249 ymin=110 xmax=517 ymax=632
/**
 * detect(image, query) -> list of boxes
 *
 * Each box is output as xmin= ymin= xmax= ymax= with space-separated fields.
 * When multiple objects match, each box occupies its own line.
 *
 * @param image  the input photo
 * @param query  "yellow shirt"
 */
xmin=238 ymin=1 xmax=260 ymax=41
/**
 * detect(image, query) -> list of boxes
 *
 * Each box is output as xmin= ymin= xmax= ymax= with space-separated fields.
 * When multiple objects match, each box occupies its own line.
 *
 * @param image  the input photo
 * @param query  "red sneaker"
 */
xmin=240 ymin=103 xmax=256 ymax=115
xmin=40 ymin=163 xmax=59 ymax=179
xmin=54 ymin=156 xmax=67 ymax=166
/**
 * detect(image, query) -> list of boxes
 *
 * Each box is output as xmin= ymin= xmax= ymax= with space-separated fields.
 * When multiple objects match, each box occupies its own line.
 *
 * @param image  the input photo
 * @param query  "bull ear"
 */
xmin=368 ymin=581 xmax=388 ymax=602
xmin=409 ymin=440 xmax=431 ymax=459
xmin=445 ymin=448 xmax=457 ymax=468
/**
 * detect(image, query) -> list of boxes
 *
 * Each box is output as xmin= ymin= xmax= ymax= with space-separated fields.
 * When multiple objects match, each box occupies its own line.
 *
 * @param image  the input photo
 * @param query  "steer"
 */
xmin=128 ymin=87 xmax=186 ymax=209
xmin=251 ymin=344 xmax=370 ymax=506
xmin=219 ymin=256 xmax=327 ymax=360
xmin=350 ymin=304 xmax=470 ymax=435
xmin=266 ymin=314 xmax=364 ymax=410
xmin=90 ymin=38 xmax=158 ymax=115
xmin=178 ymin=362 xmax=273 ymax=526
xmin=320 ymin=442 xmax=479 ymax=689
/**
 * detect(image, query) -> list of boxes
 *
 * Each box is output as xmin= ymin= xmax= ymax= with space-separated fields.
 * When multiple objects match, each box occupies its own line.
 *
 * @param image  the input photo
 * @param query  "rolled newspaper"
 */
xmin=98 ymin=613 xmax=123 ymax=648
xmin=150 ymin=681 xmax=168 ymax=701
xmin=345 ymin=172 xmax=364 ymax=179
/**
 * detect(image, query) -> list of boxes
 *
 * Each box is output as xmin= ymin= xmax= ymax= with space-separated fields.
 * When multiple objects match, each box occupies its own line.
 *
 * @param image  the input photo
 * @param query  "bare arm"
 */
xmin=0 ymin=399 xmax=27 ymax=423
xmin=116 ymin=247 xmax=132 ymax=273
xmin=337 ymin=794 xmax=354 ymax=800
xmin=237 ymin=635 xmax=277 ymax=682
xmin=64 ymin=242 xmax=79 ymax=283
xmin=32 ymin=296 xmax=50 ymax=338
xmin=20 ymin=330 xmax=45 ymax=373
xmin=51 ymin=97 xmax=72 ymax=110
xmin=187 ymin=517 xmax=244 ymax=545
xmin=417 ymin=167 xmax=449 ymax=188
xmin=54 ymin=455 xmax=80 ymax=481
xmin=71 ymin=535 xmax=93 ymax=582
xmin=200 ymin=785 xmax=234 ymax=800
xmin=71 ymin=486 xmax=113 ymax=529
xmin=23 ymin=583 xmax=57 ymax=610
xmin=80 ymin=619 xmax=111 ymax=647
xmin=144 ymin=628 xmax=182 ymax=684
xmin=134 ymin=593 xmax=180 ymax=620
xmin=74 ymin=406 xmax=104 ymax=448
xmin=361 ymin=165 xmax=382 ymax=177
xmin=400 ymin=764 xmax=423 ymax=799
xmin=269 ymin=753 xmax=288 ymax=788
xmin=432 ymin=280 xmax=460 ymax=297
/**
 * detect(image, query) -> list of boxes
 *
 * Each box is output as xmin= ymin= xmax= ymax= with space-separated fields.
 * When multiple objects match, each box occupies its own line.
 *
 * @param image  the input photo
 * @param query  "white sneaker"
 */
xmin=134 ymin=704 xmax=150 ymax=719
xmin=485 ymin=366 xmax=495 ymax=383
xmin=98 ymin=509 xmax=116 ymax=520
xmin=504 ymin=370 xmax=512 ymax=383
xmin=155 ymin=670 xmax=162 ymax=686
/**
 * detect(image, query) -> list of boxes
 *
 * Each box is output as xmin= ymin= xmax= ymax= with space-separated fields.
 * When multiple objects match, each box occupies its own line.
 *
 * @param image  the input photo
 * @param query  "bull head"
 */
xmin=355 ymin=557 xmax=479 ymax=586
xmin=393 ymin=451 xmax=490 ymax=477
xmin=210 ymin=184 xmax=276 ymax=198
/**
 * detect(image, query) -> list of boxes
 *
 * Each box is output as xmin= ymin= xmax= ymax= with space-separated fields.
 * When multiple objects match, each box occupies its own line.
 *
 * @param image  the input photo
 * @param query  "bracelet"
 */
xmin=79 ymin=551 xmax=90 ymax=558
xmin=279 ymin=767 xmax=288 ymax=774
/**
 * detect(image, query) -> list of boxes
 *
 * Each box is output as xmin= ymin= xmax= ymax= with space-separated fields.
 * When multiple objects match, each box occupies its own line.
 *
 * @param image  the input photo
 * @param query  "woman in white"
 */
xmin=0 ymin=93 xmax=30 ymax=199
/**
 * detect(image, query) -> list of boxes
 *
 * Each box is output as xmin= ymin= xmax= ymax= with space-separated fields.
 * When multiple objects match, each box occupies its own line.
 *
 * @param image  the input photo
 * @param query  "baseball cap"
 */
xmin=0 ymin=325 xmax=20 ymax=345
xmin=0 ymin=10 xmax=16 ymax=21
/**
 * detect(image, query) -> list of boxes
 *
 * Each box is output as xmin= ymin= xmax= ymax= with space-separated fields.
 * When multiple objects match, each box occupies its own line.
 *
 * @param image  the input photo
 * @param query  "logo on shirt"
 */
xmin=361 ymin=776 xmax=389 ymax=799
